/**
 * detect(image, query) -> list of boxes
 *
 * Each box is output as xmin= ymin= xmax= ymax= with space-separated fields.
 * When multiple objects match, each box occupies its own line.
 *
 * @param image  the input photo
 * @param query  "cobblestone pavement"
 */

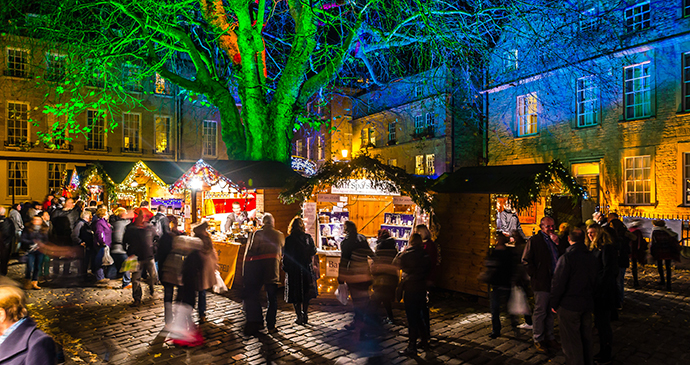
xmin=5 ymin=260 xmax=690 ymax=365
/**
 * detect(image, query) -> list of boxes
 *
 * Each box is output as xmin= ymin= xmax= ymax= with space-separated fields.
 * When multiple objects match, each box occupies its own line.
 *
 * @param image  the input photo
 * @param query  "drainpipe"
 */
xmin=482 ymin=69 xmax=489 ymax=166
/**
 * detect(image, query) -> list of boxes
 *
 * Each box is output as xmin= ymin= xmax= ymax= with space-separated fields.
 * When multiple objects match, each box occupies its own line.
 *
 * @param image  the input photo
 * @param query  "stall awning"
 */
xmin=432 ymin=160 xmax=585 ymax=211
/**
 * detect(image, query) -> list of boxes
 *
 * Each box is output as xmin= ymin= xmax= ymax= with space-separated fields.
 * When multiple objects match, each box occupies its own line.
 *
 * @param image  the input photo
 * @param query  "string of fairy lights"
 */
xmin=170 ymin=159 xmax=239 ymax=194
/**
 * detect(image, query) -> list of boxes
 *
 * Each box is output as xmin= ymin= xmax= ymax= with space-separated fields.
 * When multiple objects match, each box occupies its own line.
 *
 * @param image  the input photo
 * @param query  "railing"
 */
xmin=43 ymin=142 xmax=73 ymax=151
xmin=85 ymin=146 xmax=112 ymax=152
xmin=152 ymin=148 xmax=173 ymax=155
xmin=121 ymin=147 xmax=142 ymax=153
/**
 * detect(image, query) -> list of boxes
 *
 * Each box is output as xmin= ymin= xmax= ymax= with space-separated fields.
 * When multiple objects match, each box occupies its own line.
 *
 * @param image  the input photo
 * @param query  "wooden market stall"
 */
xmin=98 ymin=160 xmax=183 ymax=208
xmin=280 ymin=154 xmax=434 ymax=295
xmin=431 ymin=160 xmax=585 ymax=299
xmin=72 ymin=163 xmax=118 ymax=206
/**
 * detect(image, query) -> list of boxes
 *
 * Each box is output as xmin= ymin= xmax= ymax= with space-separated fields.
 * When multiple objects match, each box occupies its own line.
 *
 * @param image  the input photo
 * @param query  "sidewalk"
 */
xmin=5 ymin=260 xmax=690 ymax=364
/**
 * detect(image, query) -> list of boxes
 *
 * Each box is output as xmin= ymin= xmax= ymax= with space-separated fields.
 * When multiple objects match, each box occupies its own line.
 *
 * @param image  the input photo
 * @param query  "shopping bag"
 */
xmin=212 ymin=270 xmax=228 ymax=293
xmin=120 ymin=255 xmax=139 ymax=273
xmin=508 ymin=286 xmax=530 ymax=315
xmin=102 ymin=246 xmax=115 ymax=266
xmin=334 ymin=283 xmax=349 ymax=305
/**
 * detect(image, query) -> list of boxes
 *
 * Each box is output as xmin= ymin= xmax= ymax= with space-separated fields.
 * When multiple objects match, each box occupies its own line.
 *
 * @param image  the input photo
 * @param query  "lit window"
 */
xmin=295 ymin=139 xmax=303 ymax=157
xmin=7 ymin=101 xmax=29 ymax=146
xmin=154 ymin=115 xmax=171 ymax=153
xmin=45 ymin=53 xmax=66 ymax=82
xmin=415 ymin=155 xmax=424 ymax=175
xmin=625 ymin=1 xmax=650 ymax=32
xmin=203 ymin=120 xmax=217 ymax=157
xmin=122 ymin=113 xmax=140 ymax=152
xmin=625 ymin=155 xmax=651 ymax=205
xmin=624 ymin=62 xmax=651 ymax=119
xmin=360 ymin=128 xmax=375 ymax=147
xmin=8 ymin=161 xmax=28 ymax=196
xmin=388 ymin=159 xmax=397 ymax=167
xmin=414 ymin=115 xmax=424 ymax=135
xmin=577 ymin=76 xmax=599 ymax=127
xmin=6 ymin=48 xmax=29 ymax=78
xmin=317 ymin=136 xmax=325 ymax=160
xmin=123 ymin=63 xmax=143 ymax=92
xmin=425 ymin=154 xmax=435 ymax=176
xmin=368 ymin=128 xmax=376 ymax=145
xmin=503 ymin=49 xmax=518 ymax=72
xmin=517 ymin=93 xmax=538 ymax=136
xmin=684 ymin=153 xmax=690 ymax=205
xmin=154 ymin=73 xmax=171 ymax=95
xmin=306 ymin=137 xmax=312 ymax=160
xmin=46 ymin=109 xmax=69 ymax=149
xmin=425 ymin=113 xmax=434 ymax=133
xmin=579 ymin=7 xmax=598 ymax=31
xmin=86 ymin=109 xmax=106 ymax=150
xmin=388 ymin=121 xmax=397 ymax=142
xmin=48 ymin=163 xmax=66 ymax=193
xmin=681 ymin=52 xmax=690 ymax=112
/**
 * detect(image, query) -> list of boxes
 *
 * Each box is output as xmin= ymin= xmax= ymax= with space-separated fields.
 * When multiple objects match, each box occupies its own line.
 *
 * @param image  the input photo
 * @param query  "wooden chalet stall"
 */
xmin=73 ymin=164 xmax=117 ymax=206
xmin=98 ymin=160 xmax=185 ymax=208
xmin=280 ymin=155 xmax=434 ymax=295
xmin=432 ymin=161 xmax=585 ymax=299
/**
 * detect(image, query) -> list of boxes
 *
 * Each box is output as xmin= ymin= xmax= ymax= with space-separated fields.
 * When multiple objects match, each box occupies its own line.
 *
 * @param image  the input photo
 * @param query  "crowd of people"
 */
xmin=487 ymin=210 xmax=682 ymax=365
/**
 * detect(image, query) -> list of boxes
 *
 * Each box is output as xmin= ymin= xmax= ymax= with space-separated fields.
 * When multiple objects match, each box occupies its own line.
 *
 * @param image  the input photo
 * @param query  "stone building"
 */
xmin=484 ymin=1 xmax=690 ymax=218
xmin=0 ymin=34 xmax=234 ymax=205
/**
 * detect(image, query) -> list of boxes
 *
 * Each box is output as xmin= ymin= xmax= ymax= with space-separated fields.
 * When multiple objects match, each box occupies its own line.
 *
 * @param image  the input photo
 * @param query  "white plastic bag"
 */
xmin=334 ymin=283 xmax=349 ymax=305
xmin=508 ymin=285 xmax=530 ymax=315
xmin=212 ymin=270 xmax=228 ymax=293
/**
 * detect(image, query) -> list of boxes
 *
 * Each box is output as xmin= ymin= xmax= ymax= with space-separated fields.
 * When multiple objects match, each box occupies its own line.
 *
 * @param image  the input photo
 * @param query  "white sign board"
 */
xmin=303 ymin=202 xmax=317 ymax=239
xmin=325 ymin=257 xmax=340 ymax=277
xmin=331 ymin=179 xmax=400 ymax=196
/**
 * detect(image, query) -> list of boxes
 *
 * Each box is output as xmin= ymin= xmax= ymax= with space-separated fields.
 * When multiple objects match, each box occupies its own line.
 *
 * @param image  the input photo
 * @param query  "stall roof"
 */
xmin=210 ymin=160 xmax=300 ymax=188
xmin=433 ymin=163 xmax=551 ymax=194
xmin=96 ymin=161 xmax=137 ymax=184
xmin=89 ymin=160 xmax=195 ymax=185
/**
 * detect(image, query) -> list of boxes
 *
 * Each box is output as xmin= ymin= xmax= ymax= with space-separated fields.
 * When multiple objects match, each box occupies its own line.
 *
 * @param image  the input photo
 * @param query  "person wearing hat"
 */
xmin=628 ymin=220 xmax=647 ymax=288
xmin=650 ymin=220 xmax=680 ymax=291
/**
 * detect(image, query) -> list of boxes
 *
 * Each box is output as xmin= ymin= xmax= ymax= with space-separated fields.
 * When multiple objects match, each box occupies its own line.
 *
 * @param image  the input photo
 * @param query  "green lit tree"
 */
xmin=3 ymin=0 xmax=510 ymax=161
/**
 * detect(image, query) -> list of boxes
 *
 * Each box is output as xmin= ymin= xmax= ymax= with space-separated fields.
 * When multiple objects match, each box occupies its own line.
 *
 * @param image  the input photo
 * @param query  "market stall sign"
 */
xmin=331 ymin=179 xmax=400 ymax=196
xmin=317 ymin=194 xmax=341 ymax=202
xmin=392 ymin=196 xmax=414 ymax=205
xmin=325 ymin=257 xmax=339 ymax=277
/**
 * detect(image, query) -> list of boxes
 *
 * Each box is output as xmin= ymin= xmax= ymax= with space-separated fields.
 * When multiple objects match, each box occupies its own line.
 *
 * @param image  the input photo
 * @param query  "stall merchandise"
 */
xmin=380 ymin=213 xmax=414 ymax=251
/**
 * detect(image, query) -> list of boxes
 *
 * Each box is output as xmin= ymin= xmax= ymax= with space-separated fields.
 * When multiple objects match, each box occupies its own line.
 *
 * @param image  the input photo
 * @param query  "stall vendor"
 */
xmin=224 ymin=202 xmax=248 ymax=232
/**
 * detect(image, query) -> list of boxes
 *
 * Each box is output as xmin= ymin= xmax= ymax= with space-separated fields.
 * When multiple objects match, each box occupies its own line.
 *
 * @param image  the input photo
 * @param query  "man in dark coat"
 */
xmin=124 ymin=211 xmax=157 ymax=306
xmin=243 ymin=213 xmax=284 ymax=335
xmin=0 ymin=284 xmax=56 ymax=365
xmin=521 ymin=216 xmax=561 ymax=353
xmin=0 ymin=208 xmax=16 ymax=276
xmin=550 ymin=228 xmax=597 ymax=365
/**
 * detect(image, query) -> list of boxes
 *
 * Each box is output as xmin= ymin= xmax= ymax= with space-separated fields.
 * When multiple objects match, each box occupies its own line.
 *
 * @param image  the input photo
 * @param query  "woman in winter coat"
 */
xmin=395 ymin=233 xmax=431 ymax=356
xmin=486 ymin=233 xmax=519 ymax=339
xmin=181 ymin=222 xmax=218 ymax=323
xmin=587 ymin=223 xmax=617 ymax=364
xmin=20 ymin=215 xmax=47 ymax=290
xmin=109 ymin=207 xmax=131 ymax=288
xmin=370 ymin=229 xmax=398 ymax=324
xmin=157 ymin=215 xmax=184 ymax=325
xmin=92 ymin=208 xmax=113 ymax=283
xmin=650 ymin=220 xmax=680 ymax=290
xmin=282 ymin=217 xmax=318 ymax=325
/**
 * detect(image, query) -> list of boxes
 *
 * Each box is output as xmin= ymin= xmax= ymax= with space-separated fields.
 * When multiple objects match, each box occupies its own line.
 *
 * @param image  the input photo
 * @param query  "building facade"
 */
xmin=485 ymin=0 xmax=690 ymax=218
xmin=0 ymin=34 xmax=232 ymax=205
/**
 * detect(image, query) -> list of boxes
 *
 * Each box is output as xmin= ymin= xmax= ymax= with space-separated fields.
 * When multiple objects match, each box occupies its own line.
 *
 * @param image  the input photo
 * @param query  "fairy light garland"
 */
xmin=117 ymin=161 xmax=169 ymax=192
xmin=169 ymin=159 xmax=238 ymax=194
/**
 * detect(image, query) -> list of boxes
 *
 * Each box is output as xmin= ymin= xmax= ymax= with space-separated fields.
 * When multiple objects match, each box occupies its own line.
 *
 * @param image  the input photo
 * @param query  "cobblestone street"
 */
xmin=6 ymin=260 xmax=690 ymax=365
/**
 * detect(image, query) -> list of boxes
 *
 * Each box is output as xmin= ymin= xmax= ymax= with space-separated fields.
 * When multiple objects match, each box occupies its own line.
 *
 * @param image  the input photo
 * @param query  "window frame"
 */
xmin=46 ymin=108 xmax=69 ymax=149
xmin=624 ymin=62 xmax=652 ymax=120
xmin=317 ymin=135 xmax=325 ymax=160
xmin=6 ymin=47 xmax=30 ymax=78
xmin=368 ymin=128 xmax=375 ymax=146
xmin=684 ymin=152 xmax=690 ymax=205
xmin=122 ymin=62 xmax=143 ymax=93
xmin=425 ymin=112 xmax=434 ymax=133
xmin=295 ymin=139 xmax=303 ymax=157
xmin=680 ymin=52 xmax=690 ymax=113
xmin=516 ymin=93 xmax=538 ymax=137
xmin=577 ymin=75 xmax=599 ymax=127
xmin=154 ymin=114 xmax=172 ymax=154
xmin=48 ymin=162 xmax=66 ymax=193
xmin=425 ymin=154 xmax=435 ymax=176
xmin=624 ymin=155 xmax=652 ymax=205
xmin=122 ymin=112 xmax=141 ymax=153
xmin=86 ymin=109 xmax=107 ymax=151
xmin=579 ymin=7 xmax=599 ymax=32
xmin=415 ymin=155 xmax=424 ymax=175
xmin=154 ymin=72 xmax=172 ymax=96
xmin=6 ymin=101 xmax=30 ymax=146
xmin=202 ymin=120 xmax=218 ymax=157
xmin=414 ymin=115 xmax=424 ymax=135
xmin=503 ymin=49 xmax=519 ymax=73
xmin=8 ymin=161 xmax=28 ymax=197
xmin=624 ymin=1 xmax=651 ymax=32
xmin=388 ymin=120 xmax=397 ymax=142
xmin=45 ymin=52 xmax=67 ymax=82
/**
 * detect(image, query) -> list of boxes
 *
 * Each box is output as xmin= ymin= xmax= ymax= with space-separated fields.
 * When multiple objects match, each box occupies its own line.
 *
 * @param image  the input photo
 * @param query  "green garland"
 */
xmin=509 ymin=160 xmax=586 ymax=212
xmin=77 ymin=163 xmax=118 ymax=205
xmin=280 ymin=154 xmax=435 ymax=214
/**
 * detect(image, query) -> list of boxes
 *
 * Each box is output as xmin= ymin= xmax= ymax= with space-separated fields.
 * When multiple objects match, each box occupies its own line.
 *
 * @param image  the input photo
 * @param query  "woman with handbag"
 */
xmin=282 ymin=217 xmax=318 ymax=325
xmin=157 ymin=215 xmax=183 ymax=325
xmin=92 ymin=208 xmax=113 ymax=284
